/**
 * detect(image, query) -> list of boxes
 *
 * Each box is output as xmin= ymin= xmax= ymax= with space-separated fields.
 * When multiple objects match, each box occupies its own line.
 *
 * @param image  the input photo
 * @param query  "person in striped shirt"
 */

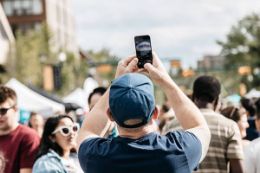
xmin=163 ymin=75 xmax=244 ymax=173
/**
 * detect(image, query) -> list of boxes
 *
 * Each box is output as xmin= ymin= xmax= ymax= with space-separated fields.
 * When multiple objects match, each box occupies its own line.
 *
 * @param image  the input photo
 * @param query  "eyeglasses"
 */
xmin=52 ymin=123 xmax=79 ymax=137
xmin=0 ymin=105 xmax=15 ymax=116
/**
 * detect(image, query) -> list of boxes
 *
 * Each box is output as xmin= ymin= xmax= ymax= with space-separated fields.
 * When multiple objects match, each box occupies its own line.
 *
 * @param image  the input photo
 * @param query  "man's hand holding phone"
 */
xmin=115 ymin=56 xmax=139 ymax=78
xmin=143 ymin=52 xmax=172 ymax=86
xmin=116 ymin=35 xmax=171 ymax=86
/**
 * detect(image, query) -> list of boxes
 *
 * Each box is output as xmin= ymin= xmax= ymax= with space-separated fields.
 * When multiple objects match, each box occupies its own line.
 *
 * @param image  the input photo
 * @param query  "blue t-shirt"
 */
xmin=78 ymin=131 xmax=201 ymax=173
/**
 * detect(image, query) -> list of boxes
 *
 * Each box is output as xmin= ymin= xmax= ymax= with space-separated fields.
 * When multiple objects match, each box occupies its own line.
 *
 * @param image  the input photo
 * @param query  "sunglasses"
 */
xmin=52 ymin=123 xmax=79 ymax=137
xmin=0 ymin=105 xmax=15 ymax=116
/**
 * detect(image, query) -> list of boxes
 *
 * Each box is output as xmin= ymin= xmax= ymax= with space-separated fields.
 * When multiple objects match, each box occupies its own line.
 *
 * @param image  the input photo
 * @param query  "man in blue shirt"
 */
xmin=77 ymin=53 xmax=211 ymax=173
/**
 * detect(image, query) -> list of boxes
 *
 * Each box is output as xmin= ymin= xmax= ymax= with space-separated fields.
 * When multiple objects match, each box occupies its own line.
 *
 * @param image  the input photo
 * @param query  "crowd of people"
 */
xmin=0 ymin=52 xmax=260 ymax=173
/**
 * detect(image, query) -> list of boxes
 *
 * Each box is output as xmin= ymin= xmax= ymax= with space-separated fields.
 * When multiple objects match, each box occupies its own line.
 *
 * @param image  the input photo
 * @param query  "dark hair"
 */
xmin=28 ymin=112 xmax=37 ymax=128
xmin=88 ymin=87 xmax=107 ymax=104
xmin=0 ymin=85 xmax=17 ymax=104
xmin=161 ymin=103 xmax=170 ymax=113
xmin=255 ymin=98 xmax=260 ymax=119
xmin=192 ymin=75 xmax=221 ymax=103
xmin=240 ymin=97 xmax=255 ymax=117
xmin=36 ymin=115 xmax=74 ymax=159
xmin=221 ymin=106 xmax=241 ymax=122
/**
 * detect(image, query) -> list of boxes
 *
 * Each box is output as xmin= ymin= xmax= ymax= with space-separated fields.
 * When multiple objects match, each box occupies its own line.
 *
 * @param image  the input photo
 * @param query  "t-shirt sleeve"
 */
xmin=20 ymin=130 xmax=40 ymax=168
xmin=78 ymin=137 xmax=103 ymax=172
xmin=227 ymin=123 xmax=244 ymax=159
xmin=167 ymin=131 xmax=202 ymax=171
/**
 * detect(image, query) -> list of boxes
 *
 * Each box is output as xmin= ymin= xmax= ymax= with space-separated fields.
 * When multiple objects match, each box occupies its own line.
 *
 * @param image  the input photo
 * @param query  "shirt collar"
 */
xmin=48 ymin=149 xmax=62 ymax=161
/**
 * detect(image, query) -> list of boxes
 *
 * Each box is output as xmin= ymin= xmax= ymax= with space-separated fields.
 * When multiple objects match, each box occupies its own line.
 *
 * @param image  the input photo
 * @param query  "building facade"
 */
xmin=197 ymin=54 xmax=225 ymax=71
xmin=45 ymin=0 xmax=77 ymax=54
xmin=0 ymin=0 xmax=78 ymax=54
xmin=0 ymin=3 xmax=15 ymax=68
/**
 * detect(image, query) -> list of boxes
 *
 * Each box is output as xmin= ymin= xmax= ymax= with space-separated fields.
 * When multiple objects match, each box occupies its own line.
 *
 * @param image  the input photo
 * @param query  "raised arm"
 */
xmin=77 ymin=56 xmax=139 ymax=150
xmin=144 ymin=52 xmax=211 ymax=161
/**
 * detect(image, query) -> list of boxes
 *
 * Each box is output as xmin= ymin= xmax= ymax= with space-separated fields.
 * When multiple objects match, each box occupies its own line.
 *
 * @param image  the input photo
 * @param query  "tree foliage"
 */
xmin=218 ymin=13 xmax=260 ymax=89
xmin=218 ymin=13 xmax=260 ymax=68
xmin=86 ymin=48 xmax=119 ymax=84
xmin=60 ymin=52 xmax=88 ymax=95
xmin=5 ymin=22 xmax=120 ymax=95
xmin=5 ymin=24 xmax=89 ymax=95
xmin=9 ymin=25 xmax=51 ymax=86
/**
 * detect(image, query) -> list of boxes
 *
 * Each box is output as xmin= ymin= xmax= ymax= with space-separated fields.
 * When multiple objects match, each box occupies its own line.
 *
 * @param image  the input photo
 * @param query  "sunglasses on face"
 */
xmin=0 ymin=105 xmax=15 ymax=116
xmin=52 ymin=123 xmax=80 ymax=137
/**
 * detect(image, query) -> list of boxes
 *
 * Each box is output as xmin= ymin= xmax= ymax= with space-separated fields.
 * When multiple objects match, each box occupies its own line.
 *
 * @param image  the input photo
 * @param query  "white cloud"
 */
xmin=72 ymin=0 xmax=260 ymax=67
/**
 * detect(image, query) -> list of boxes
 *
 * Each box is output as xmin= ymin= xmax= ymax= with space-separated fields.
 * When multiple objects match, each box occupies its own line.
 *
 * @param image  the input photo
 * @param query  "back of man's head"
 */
xmin=109 ymin=73 xmax=155 ymax=128
xmin=0 ymin=86 xmax=17 ymax=104
xmin=192 ymin=75 xmax=221 ymax=103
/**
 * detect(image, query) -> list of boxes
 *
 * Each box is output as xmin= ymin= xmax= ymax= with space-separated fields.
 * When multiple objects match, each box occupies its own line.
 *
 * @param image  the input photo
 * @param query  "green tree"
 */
xmin=60 ymin=52 xmax=89 ymax=95
xmin=86 ymin=48 xmax=119 ymax=83
xmin=5 ymin=24 xmax=89 ymax=96
xmin=8 ymin=24 xmax=51 ymax=86
xmin=218 ymin=13 xmax=260 ymax=89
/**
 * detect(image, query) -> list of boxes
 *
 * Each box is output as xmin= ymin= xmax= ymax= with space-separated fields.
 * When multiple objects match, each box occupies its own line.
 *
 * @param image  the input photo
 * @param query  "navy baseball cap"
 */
xmin=109 ymin=73 xmax=155 ymax=128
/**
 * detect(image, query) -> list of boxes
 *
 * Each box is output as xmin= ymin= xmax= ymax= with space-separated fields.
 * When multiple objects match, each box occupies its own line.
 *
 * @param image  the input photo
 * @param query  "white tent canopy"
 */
xmin=63 ymin=77 xmax=99 ymax=111
xmin=63 ymin=88 xmax=86 ymax=109
xmin=245 ymin=89 xmax=260 ymax=99
xmin=6 ymin=78 xmax=65 ymax=116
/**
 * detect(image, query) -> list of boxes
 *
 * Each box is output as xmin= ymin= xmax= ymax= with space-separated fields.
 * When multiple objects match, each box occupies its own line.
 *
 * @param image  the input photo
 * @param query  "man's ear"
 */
xmin=152 ymin=106 xmax=159 ymax=120
xmin=106 ymin=108 xmax=115 ymax=122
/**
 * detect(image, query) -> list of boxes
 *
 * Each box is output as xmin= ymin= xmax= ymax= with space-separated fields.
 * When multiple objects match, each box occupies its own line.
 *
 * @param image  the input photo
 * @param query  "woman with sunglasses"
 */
xmin=32 ymin=115 xmax=82 ymax=173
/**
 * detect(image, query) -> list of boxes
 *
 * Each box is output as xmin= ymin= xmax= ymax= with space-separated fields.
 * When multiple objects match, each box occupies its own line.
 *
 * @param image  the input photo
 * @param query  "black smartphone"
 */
xmin=134 ymin=35 xmax=152 ymax=68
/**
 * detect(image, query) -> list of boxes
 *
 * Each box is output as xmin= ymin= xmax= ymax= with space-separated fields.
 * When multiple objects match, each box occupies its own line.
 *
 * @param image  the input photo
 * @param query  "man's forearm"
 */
xmin=77 ymin=89 xmax=111 ymax=148
xmin=161 ymin=76 xmax=211 ymax=161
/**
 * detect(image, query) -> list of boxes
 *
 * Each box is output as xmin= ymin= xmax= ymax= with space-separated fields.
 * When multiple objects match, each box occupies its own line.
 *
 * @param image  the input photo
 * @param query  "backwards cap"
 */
xmin=109 ymin=73 xmax=155 ymax=128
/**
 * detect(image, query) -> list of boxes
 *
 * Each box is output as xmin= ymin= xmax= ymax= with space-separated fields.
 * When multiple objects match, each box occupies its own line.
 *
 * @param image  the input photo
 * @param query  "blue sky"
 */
xmin=72 ymin=0 xmax=260 ymax=68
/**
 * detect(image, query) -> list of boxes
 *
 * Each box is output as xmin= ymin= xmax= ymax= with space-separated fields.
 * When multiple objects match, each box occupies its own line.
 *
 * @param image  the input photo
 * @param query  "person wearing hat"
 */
xmin=77 ymin=53 xmax=211 ymax=173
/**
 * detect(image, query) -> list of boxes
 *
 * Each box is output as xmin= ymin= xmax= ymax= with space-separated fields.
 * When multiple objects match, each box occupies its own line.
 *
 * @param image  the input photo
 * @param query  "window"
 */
xmin=13 ymin=0 xmax=22 ymax=15
xmin=22 ymin=0 xmax=30 ymax=9
xmin=2 ymin=1 xmax=12 ymax=16
xmin=32 ymin=0 xmax=42 ymax=14
xmin=1 ymin=0 xmax=43 ymax=16
xmin=13 ymin=0 xmax=22 ymax=9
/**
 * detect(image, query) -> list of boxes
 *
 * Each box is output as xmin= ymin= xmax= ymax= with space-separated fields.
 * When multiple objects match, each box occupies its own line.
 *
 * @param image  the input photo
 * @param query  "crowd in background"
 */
xmin=1 ymin=58 xmax=260 ymax=173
